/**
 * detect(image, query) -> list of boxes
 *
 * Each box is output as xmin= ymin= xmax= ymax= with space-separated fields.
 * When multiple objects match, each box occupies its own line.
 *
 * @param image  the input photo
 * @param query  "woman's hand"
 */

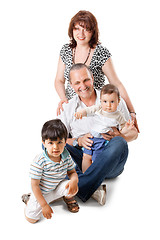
xmin=78 ymin=133 xmax=93 ymax=150
xmin=56 ymin=98 xmax=68 ymax=116
xmin=42 ymin=204 xmax=53 ymax=219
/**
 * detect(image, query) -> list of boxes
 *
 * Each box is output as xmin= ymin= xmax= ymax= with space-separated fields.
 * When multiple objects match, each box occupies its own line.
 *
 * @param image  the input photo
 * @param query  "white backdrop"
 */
xmin=1 ymin=0 xmax=159 ymax=239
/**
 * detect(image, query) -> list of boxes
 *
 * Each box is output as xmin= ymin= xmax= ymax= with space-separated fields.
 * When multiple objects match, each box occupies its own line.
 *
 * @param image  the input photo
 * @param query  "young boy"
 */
xmin=75 ymin=84 xmax=131 ymax=172
xmin=24 ymin=119 xmax=79 ymax=223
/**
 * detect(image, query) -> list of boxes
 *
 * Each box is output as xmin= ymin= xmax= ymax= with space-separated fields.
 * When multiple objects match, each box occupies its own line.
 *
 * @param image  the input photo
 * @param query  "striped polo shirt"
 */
xmin=29 ymin=147 xmax=76 ymax=193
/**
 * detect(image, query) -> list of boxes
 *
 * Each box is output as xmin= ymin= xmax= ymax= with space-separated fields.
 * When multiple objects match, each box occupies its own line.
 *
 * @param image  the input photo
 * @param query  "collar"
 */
xmin=43 ymin=148 xmax=65 ymax=164
xmin=101 ymin=109 xmax=119 ymax=115
xmin=76 ymin=89 xmax=100 ymax=108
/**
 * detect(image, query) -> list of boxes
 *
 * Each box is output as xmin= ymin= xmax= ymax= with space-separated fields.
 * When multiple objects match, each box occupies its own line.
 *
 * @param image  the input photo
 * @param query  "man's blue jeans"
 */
xmin=66 ymin=136 xmax=128 ymax=202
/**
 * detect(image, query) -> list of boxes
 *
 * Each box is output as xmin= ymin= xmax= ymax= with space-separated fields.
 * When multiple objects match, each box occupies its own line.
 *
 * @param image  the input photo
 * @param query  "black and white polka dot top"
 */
xmin=60 ymin=43 xmax=112 ymax=100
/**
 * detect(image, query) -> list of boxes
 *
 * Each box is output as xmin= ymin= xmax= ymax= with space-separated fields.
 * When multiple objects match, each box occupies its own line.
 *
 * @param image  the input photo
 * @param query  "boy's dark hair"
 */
xmin=100 ymin=84 xmax=120 ymax=99
xmin=41 ymin=119 xmax=68 ymax=142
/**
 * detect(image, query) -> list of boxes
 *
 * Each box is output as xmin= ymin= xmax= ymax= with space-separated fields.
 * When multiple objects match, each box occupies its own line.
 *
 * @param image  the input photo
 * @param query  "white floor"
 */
xmin=1 ymin=1 xmax=160 ymax=239
xmin=2 ymin=135 xmax=159 ymax=240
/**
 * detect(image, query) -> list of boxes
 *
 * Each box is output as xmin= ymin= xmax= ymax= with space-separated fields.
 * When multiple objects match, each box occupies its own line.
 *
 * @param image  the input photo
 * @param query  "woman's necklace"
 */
xmin=73 ymin=47 xmax=91 ymax=64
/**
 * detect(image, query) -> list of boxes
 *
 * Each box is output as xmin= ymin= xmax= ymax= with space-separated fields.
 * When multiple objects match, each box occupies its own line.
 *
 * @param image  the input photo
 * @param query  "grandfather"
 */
xmin=59 ymin=63 xmax=138 ymax=204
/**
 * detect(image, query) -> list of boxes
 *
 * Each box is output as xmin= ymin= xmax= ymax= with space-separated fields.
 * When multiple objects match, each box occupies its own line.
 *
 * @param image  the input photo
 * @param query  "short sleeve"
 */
xmin=67 ymin=154 xmax=76 ymax=171
xmin=60 ymin=44 xmax=70 ymax=64
xmin=62 ymin=148 xmax=76 ymax=171
xmin=29 ymin=155 xmax=43 ymax=180
xmin=96 ymin=44 xmax=112 ymax=68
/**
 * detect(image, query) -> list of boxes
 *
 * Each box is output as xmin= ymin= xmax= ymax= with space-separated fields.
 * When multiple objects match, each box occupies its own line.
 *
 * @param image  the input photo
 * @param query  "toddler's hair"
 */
xmin=100 ymin=84 xmax=120 ymax=99
xmin=42 ymin=119 xmax=68 ymax=142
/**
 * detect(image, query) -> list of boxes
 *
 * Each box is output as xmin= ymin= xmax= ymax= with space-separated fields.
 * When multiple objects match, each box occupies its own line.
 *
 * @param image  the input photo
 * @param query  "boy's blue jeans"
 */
xmin=66 ymin=136 xmax=128 ymax=202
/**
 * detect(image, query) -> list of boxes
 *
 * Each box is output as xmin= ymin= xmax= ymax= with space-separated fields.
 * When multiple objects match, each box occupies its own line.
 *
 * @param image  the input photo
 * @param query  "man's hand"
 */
xmin=78 ymin=133 xmax=93 ymax=150
xmin=42 ymin=204 xmax=53 ymax=219
xmin=101 ymin=127 xmax=121 ymax=141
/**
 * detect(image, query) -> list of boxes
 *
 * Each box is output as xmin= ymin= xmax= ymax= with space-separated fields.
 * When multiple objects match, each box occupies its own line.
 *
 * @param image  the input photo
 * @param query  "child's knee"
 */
xmin=25 ymin=214 xmax=39 ymax=224
xmin=24 ymin=209 xmax=39 ymax=224
xmin=83 ymin=153 xmax=92 ymax=161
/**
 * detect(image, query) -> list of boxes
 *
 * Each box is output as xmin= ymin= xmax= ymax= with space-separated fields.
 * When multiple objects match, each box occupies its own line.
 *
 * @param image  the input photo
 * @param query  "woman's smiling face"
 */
xmin=73 ymin=23 xmax=92 ymax=45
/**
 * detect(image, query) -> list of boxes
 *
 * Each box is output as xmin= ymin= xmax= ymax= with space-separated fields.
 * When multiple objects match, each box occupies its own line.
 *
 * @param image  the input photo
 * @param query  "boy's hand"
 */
xmin=65 ymin=180 xmax=78 ymax=197
xmin=130 ymin=113 xmax=140 ymax=133
xmin=124 ymin=120 xmax=135 ymax=130
xmin=74 ymin=112 xmax=83 ymax=119
xmin=42 ymin=204 xmax=53 ymax=219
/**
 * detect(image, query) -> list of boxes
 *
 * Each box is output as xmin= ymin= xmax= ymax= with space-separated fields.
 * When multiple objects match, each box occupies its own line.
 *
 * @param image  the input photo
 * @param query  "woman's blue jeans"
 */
xmin=66 ymin=136 xmax=128 ymax=202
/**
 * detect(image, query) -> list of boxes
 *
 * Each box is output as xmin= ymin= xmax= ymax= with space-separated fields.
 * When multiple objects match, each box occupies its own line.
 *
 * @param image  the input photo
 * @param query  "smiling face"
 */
xmin=73 ymin=23 xmax=93 ymax=46
xmin=100 ymin=92 xmax=120 ymax=113
xmin=70 ymin=66 xmax=94 ymax=100
xmin=43 ymin=138 xmax=66 ymax=162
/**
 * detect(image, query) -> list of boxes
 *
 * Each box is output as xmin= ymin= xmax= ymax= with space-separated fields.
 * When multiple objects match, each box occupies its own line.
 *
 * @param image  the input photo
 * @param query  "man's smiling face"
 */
xmin=70 ymin=67 xmax=94 ymax=100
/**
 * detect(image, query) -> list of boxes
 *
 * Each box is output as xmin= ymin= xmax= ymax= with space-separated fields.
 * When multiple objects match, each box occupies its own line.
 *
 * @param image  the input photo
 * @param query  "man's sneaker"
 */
xmin=92 ymin=184 xmax=107 ymax=206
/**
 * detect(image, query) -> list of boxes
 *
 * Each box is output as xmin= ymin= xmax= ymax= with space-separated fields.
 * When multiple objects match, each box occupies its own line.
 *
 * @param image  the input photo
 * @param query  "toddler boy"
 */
xmin=75 ymin=84 xmax=129 ymax=172
xmin=24 ymin=119 xmax=79 ymax=223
